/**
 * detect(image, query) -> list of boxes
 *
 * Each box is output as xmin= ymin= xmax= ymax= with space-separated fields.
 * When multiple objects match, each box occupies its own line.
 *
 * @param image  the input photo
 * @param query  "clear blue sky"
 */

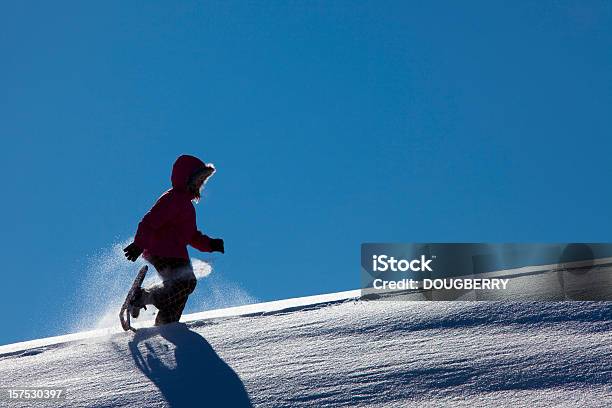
xmin=1 ymin=1 xmax=611 ymax=345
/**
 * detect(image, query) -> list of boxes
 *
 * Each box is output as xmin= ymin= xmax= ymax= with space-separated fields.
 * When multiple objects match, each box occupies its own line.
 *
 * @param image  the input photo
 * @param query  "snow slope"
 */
xmin=1 ymin=293 xmax=611 ymax=407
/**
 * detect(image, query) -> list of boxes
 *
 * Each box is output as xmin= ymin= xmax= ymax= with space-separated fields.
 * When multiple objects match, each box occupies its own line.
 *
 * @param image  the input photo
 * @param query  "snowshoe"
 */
xmin=119 ymin=265 xmax=148 ymax=331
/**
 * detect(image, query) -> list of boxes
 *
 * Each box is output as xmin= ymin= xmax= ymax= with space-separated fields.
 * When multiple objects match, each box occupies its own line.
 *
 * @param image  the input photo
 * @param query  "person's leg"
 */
xmin=131 ymin=255 xmax=180 ymax=310
xmin=136 ymin=255 xmax=197 ymax=325
xmin=153 ymin=278 xmax=197 ymax=325
xmin=137 ymin=255 xmax=193 ymax=304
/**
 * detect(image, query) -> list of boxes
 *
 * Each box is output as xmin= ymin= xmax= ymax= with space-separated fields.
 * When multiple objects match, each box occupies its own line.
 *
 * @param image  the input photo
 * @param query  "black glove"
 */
xmin=123 ymin=242 xmax=143 ymax=262
xmin=210 ymin=238 xmax=225 ymax=253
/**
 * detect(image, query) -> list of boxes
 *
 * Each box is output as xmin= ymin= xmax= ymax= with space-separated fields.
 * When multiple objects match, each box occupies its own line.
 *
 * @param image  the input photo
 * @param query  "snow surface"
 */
xmin=1 ymin=294 xmax=611 ymax=407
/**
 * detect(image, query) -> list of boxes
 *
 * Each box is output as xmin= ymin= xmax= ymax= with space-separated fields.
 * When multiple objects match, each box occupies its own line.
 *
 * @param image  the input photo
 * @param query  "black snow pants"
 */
xmin=143 ymin=255 xmax=197 ymax=326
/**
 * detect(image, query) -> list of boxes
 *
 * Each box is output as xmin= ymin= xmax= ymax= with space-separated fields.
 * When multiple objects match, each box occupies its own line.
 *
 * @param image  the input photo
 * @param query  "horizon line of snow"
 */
xmin=0 ymin=289 xmax=361 ymax=355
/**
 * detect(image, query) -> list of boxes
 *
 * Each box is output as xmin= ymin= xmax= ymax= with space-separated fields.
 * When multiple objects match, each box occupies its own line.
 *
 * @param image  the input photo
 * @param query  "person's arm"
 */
xmin=190 ymin=230 xmax=225 ymax=253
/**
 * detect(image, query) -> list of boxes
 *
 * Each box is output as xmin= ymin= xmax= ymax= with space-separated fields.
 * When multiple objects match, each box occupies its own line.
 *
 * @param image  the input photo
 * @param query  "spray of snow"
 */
xmin=191 ymin=258 xmax=212 ymax=279
xmin=187 ymin=267 xmax=259 ymax=313
xmin=69 ymin=238 xmax=155 ymax=333
xmin=69 ymin=239 xmax=257 ymax=334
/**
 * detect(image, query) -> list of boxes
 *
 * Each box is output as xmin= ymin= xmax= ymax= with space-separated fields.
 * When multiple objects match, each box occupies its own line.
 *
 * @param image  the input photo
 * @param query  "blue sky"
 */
xmin=1 ymin=1 xmax=611 ymax=345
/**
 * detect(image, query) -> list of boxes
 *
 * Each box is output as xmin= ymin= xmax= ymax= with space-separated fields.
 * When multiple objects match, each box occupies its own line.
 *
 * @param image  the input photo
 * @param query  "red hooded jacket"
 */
xmin=134 ymin=155 xmax=213 ymax=260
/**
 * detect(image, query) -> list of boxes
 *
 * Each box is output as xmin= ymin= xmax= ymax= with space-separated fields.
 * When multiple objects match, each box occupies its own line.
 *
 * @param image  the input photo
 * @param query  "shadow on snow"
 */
xmin=128 ymin=323 xmax=252 ymax=407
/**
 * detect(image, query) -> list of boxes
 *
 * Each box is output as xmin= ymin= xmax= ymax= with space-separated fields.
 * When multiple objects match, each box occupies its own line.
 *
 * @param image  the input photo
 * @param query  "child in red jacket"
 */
xmin=123 ymin=154 xmax=224 ymax=325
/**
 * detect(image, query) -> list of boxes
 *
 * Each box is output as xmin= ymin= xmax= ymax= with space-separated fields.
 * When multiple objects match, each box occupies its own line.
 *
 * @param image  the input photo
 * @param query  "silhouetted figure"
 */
xmin=123 ymin=155 xmax=225 ymax=325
